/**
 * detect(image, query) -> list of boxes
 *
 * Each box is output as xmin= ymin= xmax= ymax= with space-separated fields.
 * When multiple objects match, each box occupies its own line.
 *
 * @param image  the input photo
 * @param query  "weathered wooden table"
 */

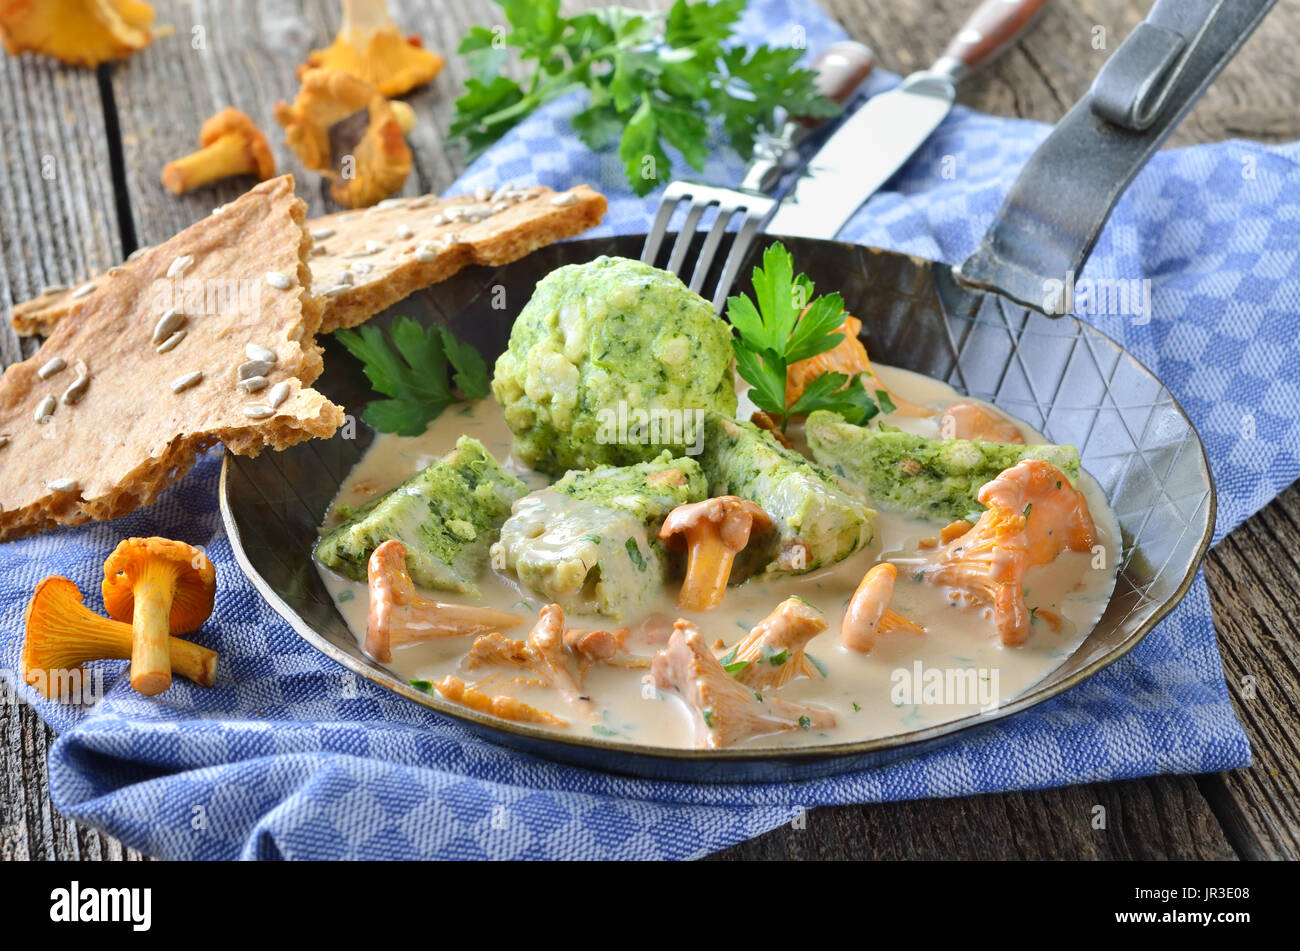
xmin=2 ymin=0 xmax=1297 ymax=861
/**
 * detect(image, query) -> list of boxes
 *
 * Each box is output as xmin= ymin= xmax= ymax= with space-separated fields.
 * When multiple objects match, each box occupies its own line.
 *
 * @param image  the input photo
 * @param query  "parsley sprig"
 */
xmin=726 ymin=242 xmax=887 ymax=431
xmin=335 ymin=317 xmax=491 ymax=436
xmin=452 ymin=0 xmax=840 ymax=196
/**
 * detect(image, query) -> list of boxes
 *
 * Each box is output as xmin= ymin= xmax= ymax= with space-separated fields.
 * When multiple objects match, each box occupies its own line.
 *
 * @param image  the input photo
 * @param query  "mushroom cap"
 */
xmin=198 ymin=107 xmax=276 ymax=180
xmin=22 ymin=576 xmax=95 ymax=689
xmin=0 ymin=0 xmax=155 ymax=68
xmin=658 ymin=496 xmax=774 ymax=552
xmin=275 ymin=69 xmax=391 ymax=164
xmin=273 ymin=69 xmax=412 ymax=208
xmin=101 ymin=536 xmax=216 ymax=634
xmin=299 ymin=7 xmax=443 ymax=98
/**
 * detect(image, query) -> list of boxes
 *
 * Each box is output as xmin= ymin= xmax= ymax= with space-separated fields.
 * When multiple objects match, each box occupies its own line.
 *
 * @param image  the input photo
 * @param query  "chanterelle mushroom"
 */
xmin=432 ymin=676 xmax=567 ymax=727
xmin=916 ymin=460 xmax=1095 ymax=647
xmin=463 ymin=603 xmax=590 ymax=712
xmin=364 ymin=539 xmax=524 ymax=663
xmin=939 ymin=401 xmax=1026 ymax=444
xmin=23 ymin=576 xmax=218 ymax=698
xmin=273 ymin=68 xmax=413 ymax=208
xmin=101 ymin=537 xmax=216 ymax=696
xmin=658 ymin=496 xmax=773 ymax=610
xmin=650 ymin=619 xmax=835 ymax=748
xmin=161 ymin=108 xmax=276 ymax=195
xmin=300 ymin=0 xmax=443 ymax=97
xmin=726 ymin=597 xmax=828 ymax=689
xmin=978 ymin=459 xmax=1097 ymax=566
xmin=841 ymin=563 xmax=924 ymax=653
xmin=785 ymin=314 xmax=931 ymax=417
xmin=0 ymin=0 xmax=154 ymax=67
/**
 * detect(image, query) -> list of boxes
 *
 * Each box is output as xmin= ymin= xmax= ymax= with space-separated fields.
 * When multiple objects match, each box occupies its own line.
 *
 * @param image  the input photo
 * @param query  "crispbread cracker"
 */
xmin=11 ymin=184 xmax=608 ymax=337
xmin=0 ymin=175 xmax=344 ymax=541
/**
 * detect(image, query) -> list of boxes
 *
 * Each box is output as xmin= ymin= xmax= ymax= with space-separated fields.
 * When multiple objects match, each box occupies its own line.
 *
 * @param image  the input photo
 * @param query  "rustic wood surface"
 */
xmin=1 ymin=0 xmax=1297 ymax=861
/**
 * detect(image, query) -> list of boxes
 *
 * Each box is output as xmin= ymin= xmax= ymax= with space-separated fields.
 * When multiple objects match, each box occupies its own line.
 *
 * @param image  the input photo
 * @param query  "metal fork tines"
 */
xmin=640 ymin=181 xmax=776 ymax=312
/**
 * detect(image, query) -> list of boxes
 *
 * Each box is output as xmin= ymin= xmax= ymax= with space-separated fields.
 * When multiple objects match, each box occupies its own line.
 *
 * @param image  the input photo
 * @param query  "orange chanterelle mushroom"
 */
xmin=939 ymin=401 xmax=1026 ymax=444
xmin=651 ymin=619 xmax=835 ymax=748
xmin=101 ymin=537 xmax=216 ymax=696
xmin=432 ymin=676 xmax=566 ymax=728
xmin=841 ymin=563 xmax=924 ymax=653
xmin=0 ymin=0 xmax=155 ymax=67
xmin=725 ymin=597 xmax=827 ymax=689
xmin=463 ymin=603 xmax=590 ymax=715
xmin=917 ymin=460 xmax=1097 ymax=646
xmin=300 ymin=0 xmax=443 ymax=97
xmin=273 ymin=68 xmax=413 ymax=208
xmin=23 ymin=576 xmax=218 ymax=698
xmin=658 ymin=496 xmax=772 ymax=610
xmin=364 ymin=539 xmax=524 ymax=663
xmin=161 ymin=108 xmax=276 ymax=195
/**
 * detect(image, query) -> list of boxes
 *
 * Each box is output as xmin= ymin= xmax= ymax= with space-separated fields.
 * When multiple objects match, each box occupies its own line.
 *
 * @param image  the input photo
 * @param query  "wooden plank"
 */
xmin=105 ymin=0 xmax=335 ymax=242
xmin=1201 ymin=481 xmax=1300 ymax=860
xmin=0 ymin=55 xmax=123 ymax=363
xmin=711 ymin=776 xmax=1236 ymax=860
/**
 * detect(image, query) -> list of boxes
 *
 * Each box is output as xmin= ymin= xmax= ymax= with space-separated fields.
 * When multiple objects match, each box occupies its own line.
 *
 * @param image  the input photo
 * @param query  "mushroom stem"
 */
xmin=386 ymin=601 xmax=525 ymax=646
xmin=365 ymin=539 xmax=523 ymax=662
xmin=659 ymin=497 xmax=772 ymax=611
xmin=679 ymin=535 xmax=737 ymax=611
xmin=23 ymin=577 xmax=217 ymax=698
xmin=341 ymin=0 xmax=396 ymax=40
xmin=389 ymin=99 xmax=416 ymax=134
xmin=128 ymin=556 xmax=183 ymax=695
xmin=161 ymin=133 xmax=257 ymax=194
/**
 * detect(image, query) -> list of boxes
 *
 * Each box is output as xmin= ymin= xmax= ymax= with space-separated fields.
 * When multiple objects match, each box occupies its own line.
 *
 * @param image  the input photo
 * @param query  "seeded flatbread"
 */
xmin=11 ymin=184 xmax=608 ymax=337
xmin=0 ymin=174 xmax=344 ymax=541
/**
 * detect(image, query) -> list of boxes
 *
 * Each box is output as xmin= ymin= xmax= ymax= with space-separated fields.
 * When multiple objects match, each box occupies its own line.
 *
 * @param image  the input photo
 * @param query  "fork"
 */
xmin=640 ymin=41 xmax=875 ymax=312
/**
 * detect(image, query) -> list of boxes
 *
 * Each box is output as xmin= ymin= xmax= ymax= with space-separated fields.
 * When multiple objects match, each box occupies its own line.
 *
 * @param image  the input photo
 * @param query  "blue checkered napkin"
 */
xmin=3 ymin=0 xmax=1290 ymax=859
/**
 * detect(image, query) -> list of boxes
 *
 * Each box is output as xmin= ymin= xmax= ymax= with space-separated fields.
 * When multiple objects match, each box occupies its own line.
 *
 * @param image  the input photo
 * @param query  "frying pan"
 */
xmin=220 ymin=0 xmax=1271 ymax=781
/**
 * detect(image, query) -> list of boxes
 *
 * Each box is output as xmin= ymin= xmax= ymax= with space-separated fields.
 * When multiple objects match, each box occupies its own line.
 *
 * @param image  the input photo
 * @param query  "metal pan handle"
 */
xmin=955 ymin=0 xmax=1276 ymax=315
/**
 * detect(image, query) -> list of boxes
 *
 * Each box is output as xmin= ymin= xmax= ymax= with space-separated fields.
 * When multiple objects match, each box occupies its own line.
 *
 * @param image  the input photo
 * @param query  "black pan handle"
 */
xmin=955 ymin=0 xmax=1276 ymax=315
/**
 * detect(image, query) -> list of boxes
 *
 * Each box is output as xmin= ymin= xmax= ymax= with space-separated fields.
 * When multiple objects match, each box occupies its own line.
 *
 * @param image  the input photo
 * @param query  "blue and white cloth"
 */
xmin=3 ymin=0 xmax=1296 ymax=859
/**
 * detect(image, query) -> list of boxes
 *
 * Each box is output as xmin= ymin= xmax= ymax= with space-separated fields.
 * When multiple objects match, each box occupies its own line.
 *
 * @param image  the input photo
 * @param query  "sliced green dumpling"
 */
xmin=315 ymin=435 xmax=526 ymax=595
xmin=699 ymin=413 xmax=875 ymax=577
xmin=493 ymin=452 xmax=705 ymax=619
xmin=805 ymin=410 xmax=1081 ymax=522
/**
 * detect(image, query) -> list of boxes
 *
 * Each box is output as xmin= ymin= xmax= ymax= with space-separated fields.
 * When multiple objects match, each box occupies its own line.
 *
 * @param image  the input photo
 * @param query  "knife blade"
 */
xmin=767 ymin=0 xmax=1049 ymax=241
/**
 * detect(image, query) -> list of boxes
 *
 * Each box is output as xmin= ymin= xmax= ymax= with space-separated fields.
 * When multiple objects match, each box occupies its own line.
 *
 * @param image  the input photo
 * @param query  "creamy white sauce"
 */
xmin=316 ymin=364 xmax=1119 ymax=749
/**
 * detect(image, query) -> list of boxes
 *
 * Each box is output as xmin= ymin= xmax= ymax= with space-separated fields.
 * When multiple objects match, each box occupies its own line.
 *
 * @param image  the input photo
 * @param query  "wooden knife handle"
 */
xmin=941 ymin=0 xmax=1049 ymax=72
xmin=795 ymin=40 xmax=874 ymax=126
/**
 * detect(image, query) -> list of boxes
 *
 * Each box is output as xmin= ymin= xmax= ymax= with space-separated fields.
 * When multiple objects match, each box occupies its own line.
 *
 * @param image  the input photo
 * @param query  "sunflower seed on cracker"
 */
xmin=171 ymin=371 xmax=203 ymax=393
xmin=37 ymin=357 xmax=66 ymax=380
xmin=245 ymin=343 xmax=277 ymax=364
xmin=156 ymin=330 xmax=187 ymax=353
xmin=238 ymin=359 xmax=274 ymax=380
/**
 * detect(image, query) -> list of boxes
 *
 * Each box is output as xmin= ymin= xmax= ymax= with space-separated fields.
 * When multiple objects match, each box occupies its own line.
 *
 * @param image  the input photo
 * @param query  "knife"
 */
xmin=766 ymin=0 xmax=1049 ymax=240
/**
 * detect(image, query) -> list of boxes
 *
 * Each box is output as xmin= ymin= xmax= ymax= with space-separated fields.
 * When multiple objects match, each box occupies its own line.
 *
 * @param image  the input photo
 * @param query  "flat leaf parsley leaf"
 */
xmin=726 ymin=242 xmax=886 ymax=431
xmin=451 ymin=0 xmax=839 ymax=196
xmin=335 ymin=317 xmax=490 ymax=437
